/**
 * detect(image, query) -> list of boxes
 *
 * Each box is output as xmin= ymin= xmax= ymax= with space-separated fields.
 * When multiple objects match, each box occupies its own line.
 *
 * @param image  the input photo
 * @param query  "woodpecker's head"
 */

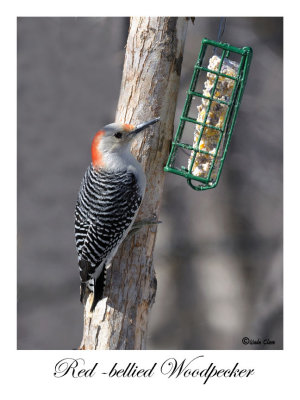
xmin=91 ymin=117 xmax=160 ymax=169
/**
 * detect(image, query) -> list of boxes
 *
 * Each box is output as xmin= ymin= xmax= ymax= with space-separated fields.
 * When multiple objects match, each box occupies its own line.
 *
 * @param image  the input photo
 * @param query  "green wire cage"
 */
xmin=164 ymin=38 xmax=253 ymax=190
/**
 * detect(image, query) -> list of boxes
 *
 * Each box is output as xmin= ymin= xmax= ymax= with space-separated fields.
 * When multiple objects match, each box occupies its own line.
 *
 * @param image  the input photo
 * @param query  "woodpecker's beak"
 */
xmin=130 ymin=117 xmax=160 ymax=135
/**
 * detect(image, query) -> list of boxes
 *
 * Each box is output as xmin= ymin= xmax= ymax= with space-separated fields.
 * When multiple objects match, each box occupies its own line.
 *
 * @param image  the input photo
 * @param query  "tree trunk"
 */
xmin=80 ymin=17 xmax=187 ymax=350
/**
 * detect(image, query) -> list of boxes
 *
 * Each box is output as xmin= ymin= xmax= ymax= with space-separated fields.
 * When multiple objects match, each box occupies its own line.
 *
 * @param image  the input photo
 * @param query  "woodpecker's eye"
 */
xmin=114 ymin=132 xmax=122 ymax=139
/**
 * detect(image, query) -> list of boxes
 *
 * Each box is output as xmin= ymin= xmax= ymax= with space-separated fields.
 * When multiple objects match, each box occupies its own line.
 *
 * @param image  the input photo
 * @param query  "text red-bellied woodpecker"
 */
xmin=74 ymin=118 xmax=160 ymax=311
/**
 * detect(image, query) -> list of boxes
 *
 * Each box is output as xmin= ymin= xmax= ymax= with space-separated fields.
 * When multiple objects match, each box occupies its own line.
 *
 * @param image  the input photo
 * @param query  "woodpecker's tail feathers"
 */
xmin=78 ymin=258 xmax=107 ymax=311
xmin=90 ymin=267 xmax=107 ymax=312
xmin=79 ymin=258 xmax=95 ymax=304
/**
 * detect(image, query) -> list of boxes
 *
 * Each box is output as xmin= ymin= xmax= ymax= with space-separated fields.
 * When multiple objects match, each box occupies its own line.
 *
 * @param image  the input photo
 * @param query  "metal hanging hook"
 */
xmin=217 ymin=17 xmax=226 ymax=42
xmin=214 ymin=17 xmax=227 ymax=54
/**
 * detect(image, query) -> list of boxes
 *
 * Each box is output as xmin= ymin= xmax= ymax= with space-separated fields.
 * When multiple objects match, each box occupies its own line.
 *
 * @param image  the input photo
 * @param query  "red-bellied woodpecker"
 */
xmin=75 ymin=117 xmax=160 ymax=311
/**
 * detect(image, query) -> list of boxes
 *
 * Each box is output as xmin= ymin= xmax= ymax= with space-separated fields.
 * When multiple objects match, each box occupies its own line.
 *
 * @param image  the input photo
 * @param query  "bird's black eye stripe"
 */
xmin=114 ymin=132 xmax=122 ymax=139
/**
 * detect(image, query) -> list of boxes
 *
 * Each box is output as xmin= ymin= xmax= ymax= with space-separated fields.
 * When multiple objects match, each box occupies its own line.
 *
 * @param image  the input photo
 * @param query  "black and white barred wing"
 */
xmin=75 ymin=165 xmax=142 ymax=294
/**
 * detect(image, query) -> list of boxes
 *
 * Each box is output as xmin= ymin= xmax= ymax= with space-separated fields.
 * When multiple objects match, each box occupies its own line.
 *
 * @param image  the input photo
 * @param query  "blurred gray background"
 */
xmin=17 ymin=17 xmax=283 ymax=350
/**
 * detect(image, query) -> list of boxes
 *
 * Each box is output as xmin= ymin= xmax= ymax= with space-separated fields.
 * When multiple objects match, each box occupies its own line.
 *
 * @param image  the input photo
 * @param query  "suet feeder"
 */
xmin=164 ymin=38 xmax=252 ymax=190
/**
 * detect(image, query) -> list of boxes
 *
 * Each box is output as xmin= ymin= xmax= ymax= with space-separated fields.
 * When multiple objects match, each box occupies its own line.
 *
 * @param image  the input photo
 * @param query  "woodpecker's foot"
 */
xmin=129 ymin=216 xmax=162 ymax=235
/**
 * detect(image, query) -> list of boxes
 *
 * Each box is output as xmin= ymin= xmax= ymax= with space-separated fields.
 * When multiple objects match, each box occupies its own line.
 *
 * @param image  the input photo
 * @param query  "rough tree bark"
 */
xmin=80 ymin=17 xmax=187 ymax=350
